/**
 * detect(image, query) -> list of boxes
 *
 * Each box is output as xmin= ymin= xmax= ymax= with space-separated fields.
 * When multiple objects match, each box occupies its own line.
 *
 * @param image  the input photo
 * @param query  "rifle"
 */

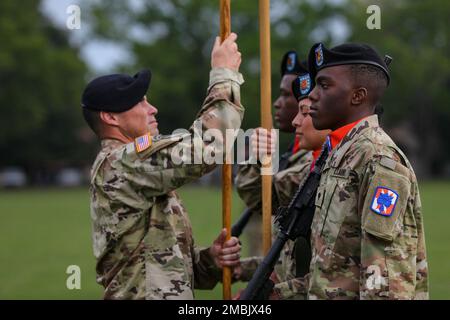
xmin=239 ymin=141 xmax=330 ymax=300
xmin=231 ymin=208 xmax=253 ymax=237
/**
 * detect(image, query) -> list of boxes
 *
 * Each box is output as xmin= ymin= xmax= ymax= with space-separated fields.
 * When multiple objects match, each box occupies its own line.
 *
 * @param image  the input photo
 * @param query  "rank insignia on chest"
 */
xmin=135 ymin=133 xmax=152 ymax=153
xmin=370 ymin=186 xmax=399 ymax=217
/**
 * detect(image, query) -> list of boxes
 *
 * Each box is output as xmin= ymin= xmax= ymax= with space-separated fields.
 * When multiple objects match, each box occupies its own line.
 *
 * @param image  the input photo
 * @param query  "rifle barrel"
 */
xmin=231 ymin=208 xmax=253 ymax=237
xmin=239 ymin=234 xmax=287 ymax=300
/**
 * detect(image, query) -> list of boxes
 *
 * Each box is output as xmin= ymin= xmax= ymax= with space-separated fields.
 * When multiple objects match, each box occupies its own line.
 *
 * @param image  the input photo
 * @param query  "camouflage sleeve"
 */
xmin=412 ymin=187 xmax=429 ymax=299
xmin=237 ymin=256 xmax=263 ymax=282
xmin=236 ymin=152 xmax=312 ymax=212
xmin=273 ymin=278 xmax=307 ymax=300
xmin=114 ymin=68 xmax=244 ymax=196
xmin=359 ymin=156 xmax=429 ymax=300
xmin=192 ymin=246 xmax=222 ymax=290
xmin=235 ymin=163 xmax=263 ymax=212
xmin=193 ymin=247 xmax=262 ymax=289
xmin=273 ymin=158 xmax=311 ymax=207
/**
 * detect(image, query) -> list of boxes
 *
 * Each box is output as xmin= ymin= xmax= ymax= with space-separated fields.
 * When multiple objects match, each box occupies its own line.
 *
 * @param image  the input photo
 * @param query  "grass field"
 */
xmin=0 ymin=181 xmax=449 ymax=299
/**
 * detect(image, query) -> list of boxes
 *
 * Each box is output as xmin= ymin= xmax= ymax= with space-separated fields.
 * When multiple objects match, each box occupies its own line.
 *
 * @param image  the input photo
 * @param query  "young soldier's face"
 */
xmin=292 ymin=98 xmax=329 ymax=151
xmin=273 ymin=74 xmax=299 ymax=133
xmin=117 ymin=96 xmax=159 ymax=138
xmin=308 ymin=66 xmax=353 ymax=131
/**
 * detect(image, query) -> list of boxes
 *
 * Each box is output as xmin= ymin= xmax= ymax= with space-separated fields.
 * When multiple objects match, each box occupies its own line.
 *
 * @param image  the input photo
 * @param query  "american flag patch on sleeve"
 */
xmin=134 ymin=133 xmax=152 ymax=153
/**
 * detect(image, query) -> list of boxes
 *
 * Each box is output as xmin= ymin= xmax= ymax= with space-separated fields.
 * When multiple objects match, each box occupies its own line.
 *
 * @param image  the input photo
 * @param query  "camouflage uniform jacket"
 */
xmin=89 ymin=68 xmax=244 ymax=299
xmin=236 ymin=148 xmax=313 ymax=299
xmin=286 ymin=115 xmax=428 ymax=300
xmin=236 ymin=148 xmax=311 ymax=212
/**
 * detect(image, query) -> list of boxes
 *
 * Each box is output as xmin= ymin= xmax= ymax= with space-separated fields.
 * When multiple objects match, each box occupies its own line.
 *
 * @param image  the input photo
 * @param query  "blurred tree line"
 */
xmin=0 ymin=0 xmax=93 ymax=183
xmin=1 ymin=0 xmax=449 ymax=182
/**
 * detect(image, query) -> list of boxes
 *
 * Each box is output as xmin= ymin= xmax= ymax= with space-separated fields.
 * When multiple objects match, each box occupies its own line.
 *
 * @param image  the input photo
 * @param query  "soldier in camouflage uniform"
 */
xmin=81 ymin=33 xmax=244 ymax=299
xmin=235 ymin=53 xmax=312 ymax=285
xmin=236 ymin=51 xmax=313 ymax=213
xmin=236 ymin=71 xmax=330 ymax=300
xmin=270 ymin=42 xmax=429 ymax=300
xmin=235 ymin=51 xmax=312 ymax=258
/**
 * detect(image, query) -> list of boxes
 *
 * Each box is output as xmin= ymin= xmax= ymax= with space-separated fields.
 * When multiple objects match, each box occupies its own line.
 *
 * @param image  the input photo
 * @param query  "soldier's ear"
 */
xmin=100 ymin=111 xmax=120 ymax=126
xmin=351 ymin=87 xmax=367 ymax=106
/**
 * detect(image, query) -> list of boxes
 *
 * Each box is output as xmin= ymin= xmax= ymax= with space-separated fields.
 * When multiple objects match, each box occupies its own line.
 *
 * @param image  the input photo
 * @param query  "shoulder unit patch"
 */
xmin=370 ymin=186 xmax=399 ymax=217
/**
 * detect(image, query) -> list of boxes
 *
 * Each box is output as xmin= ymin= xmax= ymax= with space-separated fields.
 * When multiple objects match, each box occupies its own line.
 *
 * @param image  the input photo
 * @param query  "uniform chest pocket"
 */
xmin=317 ymin=173 xmax=357 ymax=250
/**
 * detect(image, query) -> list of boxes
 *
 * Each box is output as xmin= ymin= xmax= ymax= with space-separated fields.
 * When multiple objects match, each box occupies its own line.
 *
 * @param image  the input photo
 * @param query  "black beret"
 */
xmin=280 ymin=51 xmax=308 ymax=76
xmin=81 ymin=69 xmax=151 ymax=112
xmin=308 ymin=42 xmax=391 ymax=85
xmin=292 ymin=72 xmax=313 ymax=102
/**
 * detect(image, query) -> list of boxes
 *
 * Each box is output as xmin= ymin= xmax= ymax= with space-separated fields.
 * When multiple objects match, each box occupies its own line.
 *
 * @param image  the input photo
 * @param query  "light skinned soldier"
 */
xmin=236 ymin=52 xmax=313 ymax=216
xmin=235 ymin=71 xmax=330 ymax=300
xmin=81 ymin=33 xmax=244 ymax=299
xmin=235 ymin=52 xmax=313 ymax=265
xmin=275 ymin=42 xmax=428 ymax=299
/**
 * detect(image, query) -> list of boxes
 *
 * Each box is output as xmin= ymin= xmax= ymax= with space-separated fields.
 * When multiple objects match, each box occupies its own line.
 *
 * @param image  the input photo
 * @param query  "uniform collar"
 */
xmin=281 ymin=137 xmax=308 ymax=165
xmin=100 ymin=138 xmax=125 ymax=152
xmin=327 ymin=115 xmax=380 ymax=168
xmin=329 ymin=118 xmax=362 ymax=150
xmin=292 ymin=135 xmax=301 ymax=154
xmin=310 ymin=148 xmax=323 ymax=172
xmin=287 ymin=148 xmax=310 ymax=164
xmin=313 ymin=148 xmax=322 ymax=160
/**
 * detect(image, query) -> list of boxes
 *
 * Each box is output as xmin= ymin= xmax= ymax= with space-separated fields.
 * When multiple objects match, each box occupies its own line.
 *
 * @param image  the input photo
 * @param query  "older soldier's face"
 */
xmin=308 ymin=65 xmax=354 ymax=131
xmin=117 ymin=96 xmax=159 ymax=138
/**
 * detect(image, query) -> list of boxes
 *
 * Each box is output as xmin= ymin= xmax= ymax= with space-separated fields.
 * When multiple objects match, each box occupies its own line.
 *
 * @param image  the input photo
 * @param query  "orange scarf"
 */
xmin=310 ymin=118 xmax=365 ymax=171
xmin=328 ymin=118 xmax=364 ymax=150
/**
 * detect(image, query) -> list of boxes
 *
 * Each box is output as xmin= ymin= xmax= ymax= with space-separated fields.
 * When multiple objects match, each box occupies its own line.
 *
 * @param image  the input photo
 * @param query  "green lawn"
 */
xmin=0 ymin=181 xmax=449 ymax=299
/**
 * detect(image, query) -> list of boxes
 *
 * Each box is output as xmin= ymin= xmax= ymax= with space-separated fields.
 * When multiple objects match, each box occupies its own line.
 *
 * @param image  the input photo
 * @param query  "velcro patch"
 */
xmin=380 ymin=156 xmax=397 ymax=171
xmin=134 ymin=133 xmax=152 ymax=153
xmin=370 ymin=186 xmax=398 ymax=217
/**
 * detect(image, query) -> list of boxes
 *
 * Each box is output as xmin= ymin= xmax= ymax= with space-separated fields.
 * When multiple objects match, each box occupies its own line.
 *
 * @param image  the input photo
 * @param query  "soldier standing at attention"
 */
xmin=81 ymin=33 xmax=244 ymax=299
xmin=235 ymin=70 xmax=331 ymax=300
xmin=289 ymin=42 xmax=428 ymax=299
xmin=266 ymin=71 xmax=331 ymax=299
xmin=235 ymin=51 xmax=313 ymax=257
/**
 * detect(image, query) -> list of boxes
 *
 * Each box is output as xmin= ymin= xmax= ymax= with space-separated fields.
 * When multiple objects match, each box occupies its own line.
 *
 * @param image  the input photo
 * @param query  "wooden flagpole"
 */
xmin=259 ymin=0 xmax=273 ymax=254
xmin=219 ymin=0 xmax=232 ymax=301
